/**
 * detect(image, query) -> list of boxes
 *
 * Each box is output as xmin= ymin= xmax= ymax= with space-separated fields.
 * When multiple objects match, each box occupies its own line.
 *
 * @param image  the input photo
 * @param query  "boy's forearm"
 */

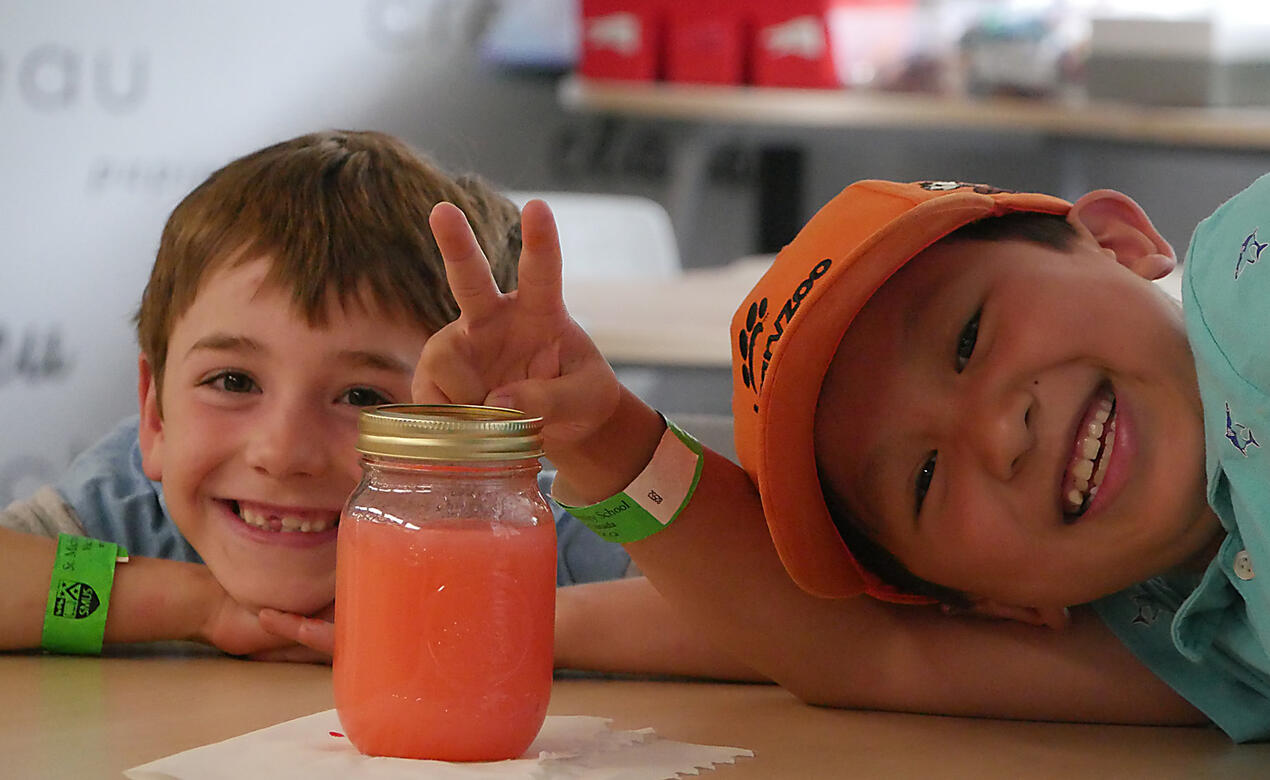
xmin=551 ymin=475 xmax=1204 ymax=726
xmin=544 ymin=390 xmax=800 ymax=682
xmin=620 ymin=448 xmax=812 ymax=685
xmin=0 ymin=528 xmax=217 ymax=650
xmin=103 ymin=556 xmax=220 ymax=645
xmin=555 ymin=576 xmax=766 ymax=682
xmin=545 ymin=399 xmax=917 ymax=696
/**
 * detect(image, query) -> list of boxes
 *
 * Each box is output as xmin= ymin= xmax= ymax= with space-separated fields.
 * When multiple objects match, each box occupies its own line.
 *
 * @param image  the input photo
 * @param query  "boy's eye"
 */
xmin=955 ymin=309 xmax=982 ymax=372
xmin=202 ymin=371 xmax=258 ymax=394
xmin=341 ymin=387 xmax=390 ymax=407
xmin=915 ymin=451 xmax=937 ymax=516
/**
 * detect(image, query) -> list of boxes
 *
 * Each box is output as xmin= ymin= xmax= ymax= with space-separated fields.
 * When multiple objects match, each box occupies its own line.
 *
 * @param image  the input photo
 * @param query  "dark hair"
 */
xmin=943 ymin=210 xmax=1077 ymax=250
xmin=136 ymin=130 xmax=521 ymax=399
xmin=823 ymin=210 xmax=1077 ymax=607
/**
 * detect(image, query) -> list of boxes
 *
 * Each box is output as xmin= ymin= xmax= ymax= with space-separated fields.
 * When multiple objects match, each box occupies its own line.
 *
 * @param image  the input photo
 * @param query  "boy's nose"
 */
xmin=957 ymin=384 xmax=1035 ymax=481
xmin=244 ymin=401 xmax=329 ymax=478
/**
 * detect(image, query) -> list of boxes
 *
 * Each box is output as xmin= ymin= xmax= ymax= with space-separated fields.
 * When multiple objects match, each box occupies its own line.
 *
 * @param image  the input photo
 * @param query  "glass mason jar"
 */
xmin=333 ymin=404 xmax=556 ymax=761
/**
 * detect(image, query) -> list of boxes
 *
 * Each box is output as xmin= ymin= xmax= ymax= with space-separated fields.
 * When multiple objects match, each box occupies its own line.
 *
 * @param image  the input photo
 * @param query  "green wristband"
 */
xmin=558 ymin=417 xmax=704 ymax=543
xmin=42 ymin=534 xmax=129 ymax=655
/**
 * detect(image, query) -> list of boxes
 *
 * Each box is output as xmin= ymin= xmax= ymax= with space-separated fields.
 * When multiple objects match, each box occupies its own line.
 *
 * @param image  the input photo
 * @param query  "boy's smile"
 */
xmin=226 ymin=500 xmax=340 ymax=538
xmin=1059 ymin=381 xmax=1117 ymax=518
xmin=220 ymin=499 xmax=339 ymax=542
xmin=814 ymin=228 xmax=1222 ymax=610
xmin=138 ymin=258 xmax=429 ymax=614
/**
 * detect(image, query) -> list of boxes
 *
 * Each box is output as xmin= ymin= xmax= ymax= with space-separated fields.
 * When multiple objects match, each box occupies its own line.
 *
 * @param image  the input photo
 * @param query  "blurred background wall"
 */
xmin=4 ymin=0 xmax=1270 ymax=505
xmin=0 ymin=0 xmax=580 ymax=504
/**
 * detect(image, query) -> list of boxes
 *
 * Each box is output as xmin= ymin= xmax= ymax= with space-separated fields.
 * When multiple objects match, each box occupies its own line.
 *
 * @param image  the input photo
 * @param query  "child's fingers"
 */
xmin=429 ymin=202 xmax=503 ymax=320
xmin=248 ymin=645 xmax=332 ymax=665
xmin=258 ymin=607 xmax=334 ymax=655
xmin=415 ymin=369 xmax=493 ymax=407
xmin=412 ymin=331 xmax=495 ymax=405
xmin=488 ymin=358 xmax=619 ymax=442
xmin=410 ymin=375 xmax=451 ymax=406
xmin=517 ymin=200 xmax=565 ymax=317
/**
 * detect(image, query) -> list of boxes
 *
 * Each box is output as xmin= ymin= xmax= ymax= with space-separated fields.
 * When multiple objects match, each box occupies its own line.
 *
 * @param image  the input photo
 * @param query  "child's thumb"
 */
xmin=485 ymin=388 xmax=520 ymax=412
xmin=485 ymin=381 xmax=559 ymax=421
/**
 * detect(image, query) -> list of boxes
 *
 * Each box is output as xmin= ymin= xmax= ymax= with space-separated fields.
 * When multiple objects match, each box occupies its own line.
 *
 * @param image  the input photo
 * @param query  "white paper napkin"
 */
xmin=124 ymin=710 xmax=753 ymax=779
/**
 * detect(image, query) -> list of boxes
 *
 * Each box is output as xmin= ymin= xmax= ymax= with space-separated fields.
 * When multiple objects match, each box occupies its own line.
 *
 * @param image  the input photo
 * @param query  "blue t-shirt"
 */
xmin=54 ymin=416 xmax=632 ymax=588
xmin=1093 ymin=173 xmax=1270 ymax=741
xmin=54 ymin=417 xmax=200 ymax=563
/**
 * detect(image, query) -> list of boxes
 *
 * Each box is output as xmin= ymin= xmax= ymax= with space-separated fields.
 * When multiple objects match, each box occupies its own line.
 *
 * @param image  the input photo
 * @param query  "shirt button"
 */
xmin=1234 ymin=550 xmax=1255 ymax=581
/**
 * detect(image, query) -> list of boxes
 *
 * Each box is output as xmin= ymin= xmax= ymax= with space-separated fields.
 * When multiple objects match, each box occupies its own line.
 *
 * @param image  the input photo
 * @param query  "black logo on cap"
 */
xmin=737 ymin=258 xmax=832 ymax=413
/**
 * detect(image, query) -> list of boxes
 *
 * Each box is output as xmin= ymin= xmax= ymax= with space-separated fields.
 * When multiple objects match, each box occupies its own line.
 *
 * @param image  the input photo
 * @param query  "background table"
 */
xmin=6 ymin=646 xmax=1270 ymax=779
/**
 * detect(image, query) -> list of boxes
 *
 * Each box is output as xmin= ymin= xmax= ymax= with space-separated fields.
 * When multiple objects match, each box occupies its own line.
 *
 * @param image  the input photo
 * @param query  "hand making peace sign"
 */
xmin=413 ymin=200 xmax=622 ymax=447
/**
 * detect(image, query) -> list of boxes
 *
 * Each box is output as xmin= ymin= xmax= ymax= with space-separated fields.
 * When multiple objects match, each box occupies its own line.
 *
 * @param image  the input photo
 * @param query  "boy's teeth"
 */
xmin=237 ymin=505 xmax=337 ymax=533
xmin=1092 ymin=420 xmax=1117 ymax=486
xmin=1062 ymin=388 xmax=1118 ymax=517
xmin=1072 ymin=460 xmax=1093 ymax=482
xmin=1080 ymin=437 xmax=1100 ymax=459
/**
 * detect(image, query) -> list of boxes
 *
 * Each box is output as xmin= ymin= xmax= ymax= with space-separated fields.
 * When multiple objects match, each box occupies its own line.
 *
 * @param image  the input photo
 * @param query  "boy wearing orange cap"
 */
xmin=411 ymin=177 xmax=1264 ymax=739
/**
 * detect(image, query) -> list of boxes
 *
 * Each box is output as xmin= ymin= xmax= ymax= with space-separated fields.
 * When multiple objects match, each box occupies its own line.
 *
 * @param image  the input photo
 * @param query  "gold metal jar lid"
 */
xmin=356 ymin=404 xmax=544 ymax=461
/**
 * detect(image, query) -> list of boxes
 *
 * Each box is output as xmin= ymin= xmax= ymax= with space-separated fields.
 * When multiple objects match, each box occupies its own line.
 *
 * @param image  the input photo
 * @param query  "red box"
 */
xmin=579 ymin=0 xmax=664 ymax=81
xmin=750 ymin=0 xmax=914 ymax=89
xmin=664 ymin=0 xmax=748 ymax=85
xmin=750 ymin=1 xmax=838 ymax=88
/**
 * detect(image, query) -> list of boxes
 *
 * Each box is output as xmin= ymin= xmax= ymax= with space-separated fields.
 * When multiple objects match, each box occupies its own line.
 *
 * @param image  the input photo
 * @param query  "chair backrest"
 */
xmin=505 ymin=191 xmax=681 ymax=283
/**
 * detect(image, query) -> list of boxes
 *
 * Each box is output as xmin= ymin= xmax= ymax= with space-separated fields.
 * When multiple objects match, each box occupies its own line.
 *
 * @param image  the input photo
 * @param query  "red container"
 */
xmin=750 ymin=0 xmax=914 ymax=89
xmin=579 ymin=0 xmax=664 ymax=81
xmin=750 ymin=1 xmax=838 ymax=88
xmin=665 ymin=0 xmax=748 ymax=85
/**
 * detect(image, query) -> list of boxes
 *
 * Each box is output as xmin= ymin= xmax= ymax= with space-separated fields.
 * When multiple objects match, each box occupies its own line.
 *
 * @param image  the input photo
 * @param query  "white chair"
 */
xmin=504 ymin=191 xmax=681 ymax=283
xmin=505 ymin=191 xmax=705 ymax=419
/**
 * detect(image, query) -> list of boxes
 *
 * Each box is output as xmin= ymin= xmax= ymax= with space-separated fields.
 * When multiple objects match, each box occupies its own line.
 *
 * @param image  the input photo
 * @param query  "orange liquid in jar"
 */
xmin=333 ymin=512 xmax=556 ymax=761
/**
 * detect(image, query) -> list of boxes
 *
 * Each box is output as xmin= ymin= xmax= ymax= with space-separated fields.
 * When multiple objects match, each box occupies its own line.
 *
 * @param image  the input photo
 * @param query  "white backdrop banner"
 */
xmin=0 ymin=0 xmax=549 ymax=505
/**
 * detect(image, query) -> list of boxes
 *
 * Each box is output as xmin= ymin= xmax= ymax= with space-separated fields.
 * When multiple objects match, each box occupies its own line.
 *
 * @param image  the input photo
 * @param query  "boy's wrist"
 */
xmin=187 ymin=566 xmax=233 ymax=646
xmin=556 ymin=415 xmax=703 ymax=544
xmin=99 ymin=557 xmax=224 ymax=646
xmin=548 ymin=387 xmax=665 ymax=507
xmin=41 ymin=535 xmax=128 ymax=654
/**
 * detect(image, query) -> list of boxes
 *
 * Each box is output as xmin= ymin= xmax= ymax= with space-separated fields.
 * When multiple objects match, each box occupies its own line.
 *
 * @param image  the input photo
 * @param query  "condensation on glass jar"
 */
xmin=333 ymin=404 xmax=556 ymax=762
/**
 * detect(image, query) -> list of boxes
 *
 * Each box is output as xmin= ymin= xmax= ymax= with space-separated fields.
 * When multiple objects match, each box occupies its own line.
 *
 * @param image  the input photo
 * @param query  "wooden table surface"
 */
xmin=6 ymin=645 xmax=1269 ymax=779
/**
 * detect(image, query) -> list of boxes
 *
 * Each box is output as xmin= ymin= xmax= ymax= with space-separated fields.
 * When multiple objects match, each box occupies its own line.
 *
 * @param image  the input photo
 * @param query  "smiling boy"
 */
xmin=417 ymin=177 xmax=1269 ymax=739
xmin=811 ymin=192 xmax=1217 ymax=615
xmin=0 ymin=130 xmax=524 ymax=657
xmin=135 ymin=257 xmax=432 ymax=616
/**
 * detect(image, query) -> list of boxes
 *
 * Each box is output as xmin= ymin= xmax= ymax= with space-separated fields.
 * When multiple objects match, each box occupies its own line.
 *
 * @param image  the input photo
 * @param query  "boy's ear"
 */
xmin=137 ymin=353 xmax=165 ymax=481
xmin=1067 ymin=189 xmax=1176 ymax=281
xmin=956 ymin=598 xmax=1071 ymax=630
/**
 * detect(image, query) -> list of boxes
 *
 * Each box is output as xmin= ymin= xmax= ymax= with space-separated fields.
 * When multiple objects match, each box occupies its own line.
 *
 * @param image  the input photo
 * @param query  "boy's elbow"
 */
xmin=768 ymin=644 xmax=930 ymax=713
xmin=771 ymin=665 xmax=882 ymax=711
xmin=787 ymin=684 xmax=854 ymax=709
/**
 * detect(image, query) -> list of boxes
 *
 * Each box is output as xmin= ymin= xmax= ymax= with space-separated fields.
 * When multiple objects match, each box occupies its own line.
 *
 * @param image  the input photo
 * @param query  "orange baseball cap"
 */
xmin=730 ymin=180 xmax=1071 ymax=602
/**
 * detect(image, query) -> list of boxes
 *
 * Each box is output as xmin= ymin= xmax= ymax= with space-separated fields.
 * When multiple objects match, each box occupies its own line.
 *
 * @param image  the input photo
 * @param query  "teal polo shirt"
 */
xmin=1093 ymin=172 xmax=1270 ymax=742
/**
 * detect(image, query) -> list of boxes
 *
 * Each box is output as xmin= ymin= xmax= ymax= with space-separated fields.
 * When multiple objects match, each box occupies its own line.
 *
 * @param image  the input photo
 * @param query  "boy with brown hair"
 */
xmin=414 ymin=177 xmax=1270 ymax=740
xmin=0 ymin=130 xmax=526 ymax=659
